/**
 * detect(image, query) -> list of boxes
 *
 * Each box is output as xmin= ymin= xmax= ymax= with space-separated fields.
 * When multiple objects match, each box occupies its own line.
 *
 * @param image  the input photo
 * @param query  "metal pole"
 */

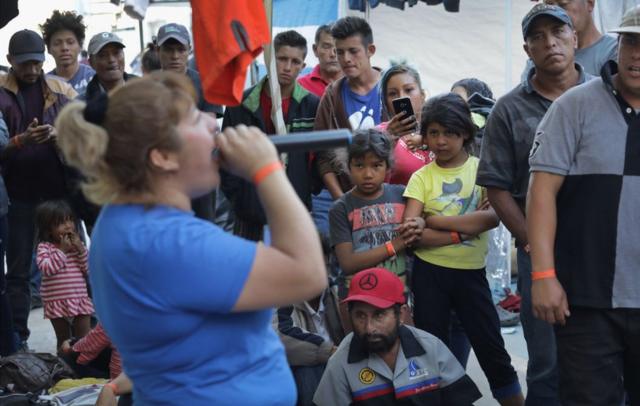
xmin=502 ymin=0 xmax=512 ymax=278
xmin=504 ymin=0 xmax=513 ymax=94
xmin=138 ymin=19 xmax=144 ymax=53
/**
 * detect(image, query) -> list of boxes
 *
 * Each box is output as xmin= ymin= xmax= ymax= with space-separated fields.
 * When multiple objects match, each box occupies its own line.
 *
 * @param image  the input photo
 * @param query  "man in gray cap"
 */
xmin=156 ymin=23 xmax=228 ymax=226
xmin=521 ymin=0 xmax=617 ymax=78
xmin=0 ymin=29 xmax=76 ymax=350
xmin=543 ymin=0 xmax=617 ymax=76
xmin=80 ymin=32 xmax=137 ymax=102
xmin=73 ymin=32 xmax=138 ymax=231
xmin=156 ymin=23 xmax=222 ymax=117
xmin=477 ymin=4 xmax=592 ymax=405
xmin=528 ymin=5 xmax=640 ymax=405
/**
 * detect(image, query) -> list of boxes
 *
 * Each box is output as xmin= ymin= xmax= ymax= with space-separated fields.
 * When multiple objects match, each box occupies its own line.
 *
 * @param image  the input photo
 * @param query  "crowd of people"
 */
xmin=0 ymin=0 xmax=639 ymax=405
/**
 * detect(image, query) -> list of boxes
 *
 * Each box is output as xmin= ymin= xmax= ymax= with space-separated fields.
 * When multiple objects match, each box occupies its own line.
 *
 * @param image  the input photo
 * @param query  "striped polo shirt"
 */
xmin=530 ymin=60 xmax=640 ymax=309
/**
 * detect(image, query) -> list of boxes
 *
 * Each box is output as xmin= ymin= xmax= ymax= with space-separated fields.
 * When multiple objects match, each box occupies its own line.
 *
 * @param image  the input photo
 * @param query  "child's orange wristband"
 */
xmin=531 ymin=269 xmax=556 ymax=281
xmin=451 ymin=231 xmax=461 ymax=244
xmin=384 ymin=241 xmax=396 ymax=258
xmin=253 ymin=161 xmax=283 ymax=185
xmin=104 ymin=382 xmax=118 ymax=396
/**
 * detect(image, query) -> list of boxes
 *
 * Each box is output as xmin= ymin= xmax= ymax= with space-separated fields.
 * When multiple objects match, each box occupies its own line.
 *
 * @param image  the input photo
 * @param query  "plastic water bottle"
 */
xmin=486 ymin=223 xmax=512 ymax=302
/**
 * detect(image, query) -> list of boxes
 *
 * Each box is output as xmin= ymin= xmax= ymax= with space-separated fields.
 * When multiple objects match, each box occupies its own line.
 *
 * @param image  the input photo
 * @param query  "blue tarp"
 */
xmin=272 ymin=0 xmax=339 ymax=27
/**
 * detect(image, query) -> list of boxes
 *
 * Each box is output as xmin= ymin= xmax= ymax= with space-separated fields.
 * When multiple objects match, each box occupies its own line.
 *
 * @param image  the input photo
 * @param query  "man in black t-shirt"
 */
xmin=0 ymin=29 xmax=76 ymax=348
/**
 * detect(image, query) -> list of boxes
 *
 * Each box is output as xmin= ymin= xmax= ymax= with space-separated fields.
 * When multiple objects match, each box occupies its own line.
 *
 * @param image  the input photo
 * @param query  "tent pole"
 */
xmin=139 ymin=19 xmax=144 ymax=54
xmin=263 ymin=0 xmax=287 ymax=135
xmin=504 ymin=0 xmax=513 ymax=94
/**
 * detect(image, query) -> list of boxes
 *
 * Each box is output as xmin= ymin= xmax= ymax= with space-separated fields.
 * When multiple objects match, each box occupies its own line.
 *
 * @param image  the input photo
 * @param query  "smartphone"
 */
xmin=392 ymin=97 xmax=415 ymax=120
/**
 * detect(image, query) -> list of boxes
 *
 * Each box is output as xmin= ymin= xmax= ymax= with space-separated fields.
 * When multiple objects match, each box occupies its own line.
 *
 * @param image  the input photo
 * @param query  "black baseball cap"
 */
xmin=8 ymin=30 xmax=45 ymax=64
xmin=157 ymin=23 xmax=190 ymax=46
xmin=522 ymin=4 xmax=573 ymax=40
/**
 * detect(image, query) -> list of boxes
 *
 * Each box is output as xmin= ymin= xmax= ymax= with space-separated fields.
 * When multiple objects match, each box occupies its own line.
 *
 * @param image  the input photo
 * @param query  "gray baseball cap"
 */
xmin=157 ymin=23 xmax=190 ymax=46
xmin=522 ymin=4 xmax=573 ymax=40
xmin=610 ymin=6 xmax=640 ymax=35
xmin=88 ymin=32 xmax=125 ymax=55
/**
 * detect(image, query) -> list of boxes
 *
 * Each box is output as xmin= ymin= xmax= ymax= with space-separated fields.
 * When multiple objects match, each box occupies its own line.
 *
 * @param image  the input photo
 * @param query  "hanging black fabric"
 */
xmin=348 ymin=0 xmax=380 ymax=11
xmin=422 ymin=0 xmax=460 ymax=12
xmin=0 ymin=0 xmax=19 ymax=29
xmin=383 ymin=0 xmax=419 ymax=10
xmin=348 ymin=0 xmax=460 ymax=12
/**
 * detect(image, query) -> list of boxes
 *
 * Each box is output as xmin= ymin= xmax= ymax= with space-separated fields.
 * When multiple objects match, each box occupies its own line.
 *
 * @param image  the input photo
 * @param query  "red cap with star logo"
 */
xmin=342 ymin=268 xmax=406 ymax=309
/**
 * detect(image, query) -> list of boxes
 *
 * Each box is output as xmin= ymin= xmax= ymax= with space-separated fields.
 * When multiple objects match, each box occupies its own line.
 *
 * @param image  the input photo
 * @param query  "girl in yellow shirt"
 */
xmin=403 ymin=93 xmax=524 ymax=406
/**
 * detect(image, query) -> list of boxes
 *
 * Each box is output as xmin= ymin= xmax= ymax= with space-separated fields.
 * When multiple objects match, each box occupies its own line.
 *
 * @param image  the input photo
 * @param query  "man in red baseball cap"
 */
xmin=313 ymin=268 xmax=481 ymax=405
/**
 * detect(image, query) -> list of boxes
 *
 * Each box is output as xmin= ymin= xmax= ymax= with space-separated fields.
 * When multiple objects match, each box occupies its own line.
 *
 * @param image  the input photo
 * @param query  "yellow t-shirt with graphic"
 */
xmin=404 ymin=156 xmax=488 ymax=269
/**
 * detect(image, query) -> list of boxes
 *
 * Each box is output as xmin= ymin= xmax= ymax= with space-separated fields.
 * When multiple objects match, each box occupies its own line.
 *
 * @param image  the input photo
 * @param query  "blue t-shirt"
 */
xmin=89 ymin=204 xmax=296 ymax=406
xmin=48 ymin=63 xmax=95 ymax=95
xmin=342 ymin=80 xmax=381 ymax=130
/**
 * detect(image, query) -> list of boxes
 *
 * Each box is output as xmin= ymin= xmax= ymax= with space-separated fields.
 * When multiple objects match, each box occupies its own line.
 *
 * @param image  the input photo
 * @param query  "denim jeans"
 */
xmin=6 ymin=200 xmax=38 ymax=341
xmin=311 ymin=189 xmax=332 ymax=237
xmin=517 ymin=249 xmax=560 ymax=405
xmin=292 ymin=364 xmax=326 ymax=406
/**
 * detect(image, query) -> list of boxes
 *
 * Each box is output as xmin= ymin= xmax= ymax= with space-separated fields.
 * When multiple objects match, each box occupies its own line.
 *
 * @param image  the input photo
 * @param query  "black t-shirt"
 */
xmin=18 ymin=79 xmax=44 ymax=127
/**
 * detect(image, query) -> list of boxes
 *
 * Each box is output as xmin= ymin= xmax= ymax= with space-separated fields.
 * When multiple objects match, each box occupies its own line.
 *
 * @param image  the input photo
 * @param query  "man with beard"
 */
xmin=313 ymin=268 xmax=481 ymax=405
xmin=0 ymin=29 xmax=76 ymax=349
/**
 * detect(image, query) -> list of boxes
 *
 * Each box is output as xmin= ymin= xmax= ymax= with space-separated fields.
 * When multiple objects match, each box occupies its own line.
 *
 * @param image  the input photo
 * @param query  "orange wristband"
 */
xmin=531 ymin=268 xmax=556 ymax=281
xmin=384 ymin=241 xmax=396 ymax=258
xmin=253 ymin=161 xmax=284 ymax=185
xmin=12 ymin=135 xmax=21 ymax=148
xmin=451 ymin=231 xmax=461 ymax=244
xmin=104 ymin=382 xmax=118 ymax=396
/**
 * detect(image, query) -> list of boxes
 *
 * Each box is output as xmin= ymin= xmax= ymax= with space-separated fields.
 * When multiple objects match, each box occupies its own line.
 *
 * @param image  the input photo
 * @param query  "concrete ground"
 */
xmin=27 ymin=307 xmax=527 ymax=405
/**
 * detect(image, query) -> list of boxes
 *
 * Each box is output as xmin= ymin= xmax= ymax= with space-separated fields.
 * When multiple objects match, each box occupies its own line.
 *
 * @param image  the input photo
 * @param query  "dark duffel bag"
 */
xmin=0 ymin=391 xmax=52 ymax=405
xmin=0 ymin=353 xmax=75 ymax=394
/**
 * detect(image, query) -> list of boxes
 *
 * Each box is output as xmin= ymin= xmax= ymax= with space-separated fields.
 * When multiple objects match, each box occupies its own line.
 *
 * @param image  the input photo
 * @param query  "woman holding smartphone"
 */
xmin=55 ymin=71 xmax=326 ymax=405
xmin=379 ymin=63 xmax=434 ymax=185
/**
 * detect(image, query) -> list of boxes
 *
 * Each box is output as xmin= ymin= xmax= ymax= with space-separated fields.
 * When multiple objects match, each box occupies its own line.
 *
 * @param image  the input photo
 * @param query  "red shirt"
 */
xmin=297 ymin=65 xmax=329 ymax=98
xmin=72 ymin=323 xmax=122 ymax=379
xmin=377 ymin=122 xmax=435 ymax=185
xmin=260 ymin=88 xmax=291 ymax=134
xmin=389 ymin=138 xmax=435 ymax=185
